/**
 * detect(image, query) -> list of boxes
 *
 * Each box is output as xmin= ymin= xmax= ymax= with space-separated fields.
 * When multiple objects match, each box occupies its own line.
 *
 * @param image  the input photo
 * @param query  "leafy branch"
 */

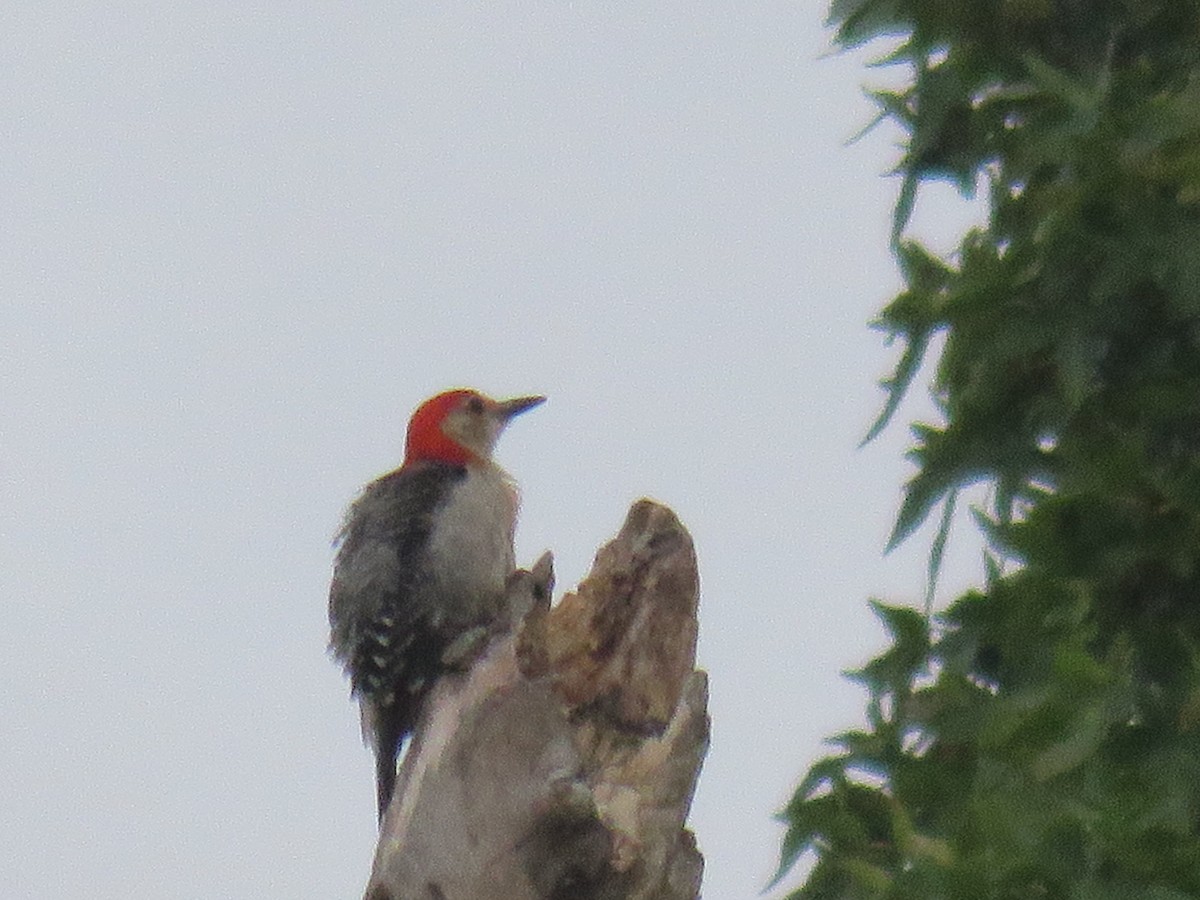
xmin=780 ymin=2 xmax=1200 ymax=896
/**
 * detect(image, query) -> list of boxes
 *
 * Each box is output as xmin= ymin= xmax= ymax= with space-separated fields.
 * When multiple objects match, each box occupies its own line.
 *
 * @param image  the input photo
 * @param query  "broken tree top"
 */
xmin=367 ymin=499 xmax=709 ymax=900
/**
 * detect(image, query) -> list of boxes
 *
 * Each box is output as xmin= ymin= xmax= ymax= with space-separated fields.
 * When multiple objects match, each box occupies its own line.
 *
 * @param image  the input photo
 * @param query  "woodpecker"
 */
xmin=328 ymin=388 xmax=544 ymax=822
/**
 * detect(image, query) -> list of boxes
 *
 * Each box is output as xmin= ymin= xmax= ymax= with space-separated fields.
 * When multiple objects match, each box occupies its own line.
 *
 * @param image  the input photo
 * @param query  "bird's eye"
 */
xmin=466 ymin=396 xmax=485 ymax=414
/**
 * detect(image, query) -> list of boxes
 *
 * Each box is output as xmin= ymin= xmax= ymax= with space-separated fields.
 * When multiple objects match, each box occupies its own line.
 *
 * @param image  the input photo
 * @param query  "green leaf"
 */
xmin=886 ymin=423 xmax=955 ymax=551
xmin=862 ymin=331 xmax=931 ymax=445
xmin=1022 ymin=53 xmax=1102 ymax=123
xmin=827 ymin=0 xmax=909 ymax=50
xmin=839 ymin=857 xmax=893 ymax=892
xmin=869 ymin=600 xmax=929 ymax=656
xmin=892 ymin=168 xmax=920 ymax=244
xmin=863 ymin=241 xmax=951 ymax=445
xmin=1029 ymin=703 xmax=1108 ymax=781
xmin=793 ymin=753 xmax=853 ymax=802
xmin=924 ymin=487 xmax=958 ymax=614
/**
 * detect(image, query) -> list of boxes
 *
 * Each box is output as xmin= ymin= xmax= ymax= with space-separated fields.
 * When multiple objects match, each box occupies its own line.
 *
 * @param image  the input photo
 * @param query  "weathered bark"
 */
xmin=365 ymin=500 xmax=707 ymax=900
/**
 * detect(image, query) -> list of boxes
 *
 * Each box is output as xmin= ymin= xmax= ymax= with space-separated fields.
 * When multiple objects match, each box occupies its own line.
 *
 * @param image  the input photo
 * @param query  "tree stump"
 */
xmin=365 ymin=499 xmax=708 ymax=900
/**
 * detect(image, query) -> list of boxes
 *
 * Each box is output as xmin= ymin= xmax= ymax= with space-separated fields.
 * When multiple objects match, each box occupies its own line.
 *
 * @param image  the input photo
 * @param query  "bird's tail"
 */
xmin=368 ymin=701 xmax=409 ymax=824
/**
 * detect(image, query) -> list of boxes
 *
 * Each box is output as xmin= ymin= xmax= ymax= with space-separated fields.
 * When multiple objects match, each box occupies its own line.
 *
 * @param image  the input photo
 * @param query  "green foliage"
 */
xmin=780 ymin=1 xmax=1200 ymax=896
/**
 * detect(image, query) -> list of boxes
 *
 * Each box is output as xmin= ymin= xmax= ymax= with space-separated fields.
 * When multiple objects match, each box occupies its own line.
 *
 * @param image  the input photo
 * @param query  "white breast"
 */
xmin=424 ymin=463 xmax=518 ymax=615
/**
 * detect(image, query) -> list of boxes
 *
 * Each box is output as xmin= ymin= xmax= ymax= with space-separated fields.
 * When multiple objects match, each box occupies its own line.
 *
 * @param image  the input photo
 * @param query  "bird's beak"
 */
xmin=495 ymin=395 xmax=546 ymax=421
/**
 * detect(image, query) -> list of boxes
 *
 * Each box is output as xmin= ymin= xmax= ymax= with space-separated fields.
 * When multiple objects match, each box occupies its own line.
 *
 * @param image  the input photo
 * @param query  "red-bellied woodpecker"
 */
xmin=328 ymin=388 xmax=544 ymax=821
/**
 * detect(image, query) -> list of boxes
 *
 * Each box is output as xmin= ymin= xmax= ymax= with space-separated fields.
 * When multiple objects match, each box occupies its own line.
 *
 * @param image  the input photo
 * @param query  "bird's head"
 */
xmin=403 ymin=389 xmax=545 ymax=467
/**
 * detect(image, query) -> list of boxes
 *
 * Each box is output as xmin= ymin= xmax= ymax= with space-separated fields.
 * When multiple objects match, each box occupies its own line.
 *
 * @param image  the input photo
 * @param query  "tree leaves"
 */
xmin=781 ymin=1 xmax=1200 ymax=896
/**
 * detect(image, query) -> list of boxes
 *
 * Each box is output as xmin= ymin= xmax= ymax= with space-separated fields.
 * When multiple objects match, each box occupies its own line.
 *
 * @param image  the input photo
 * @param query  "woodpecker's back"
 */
xmin=328 ymin=389 xmax=543 ymax=822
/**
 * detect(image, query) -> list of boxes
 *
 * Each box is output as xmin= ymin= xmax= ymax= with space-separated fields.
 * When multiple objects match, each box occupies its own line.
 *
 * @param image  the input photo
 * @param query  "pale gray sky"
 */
xmin=2 ymin=5 xmax=984 ymax=897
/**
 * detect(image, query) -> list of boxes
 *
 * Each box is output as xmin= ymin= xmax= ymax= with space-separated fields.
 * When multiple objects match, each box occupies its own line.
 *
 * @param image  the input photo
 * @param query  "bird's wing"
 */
xmin=327 ymin=461 xmax=466 ymax=695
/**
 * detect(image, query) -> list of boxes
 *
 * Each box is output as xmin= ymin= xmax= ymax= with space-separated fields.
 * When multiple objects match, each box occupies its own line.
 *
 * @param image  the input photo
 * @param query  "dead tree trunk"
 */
xmin=365 ymin=500 xmax=708 ymax=900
